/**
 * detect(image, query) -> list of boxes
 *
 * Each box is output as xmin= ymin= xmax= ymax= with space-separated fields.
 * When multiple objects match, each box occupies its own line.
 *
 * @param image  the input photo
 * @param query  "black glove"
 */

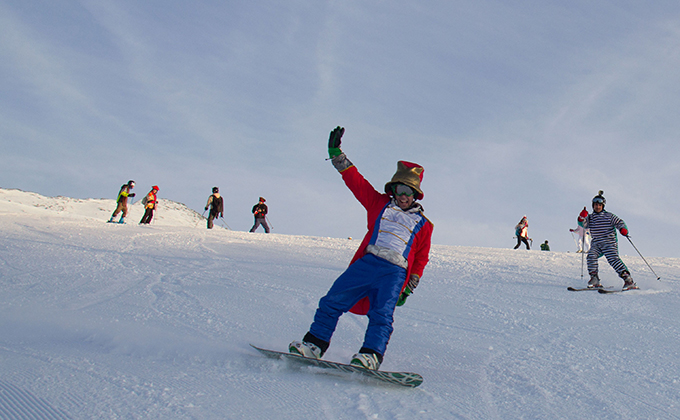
xmin=328 ymin=126 xmax=344 ymax=158
xmin=406 ymin=274 xmax=420 ymax=292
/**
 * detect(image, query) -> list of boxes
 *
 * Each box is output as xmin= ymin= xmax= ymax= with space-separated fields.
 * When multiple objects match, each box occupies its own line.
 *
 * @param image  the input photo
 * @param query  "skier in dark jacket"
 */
xmin=249 ymin=197 xmax=270 ymax=233
xmin=205 ymin=187 xmax=224 ymax=229
xmin=578 ymin=190 xmax=636 ymax=290
xmin=108 ymin=180 xmax=136 ymax=224
xmin=289 ymin=126 xmax=434 ymax=371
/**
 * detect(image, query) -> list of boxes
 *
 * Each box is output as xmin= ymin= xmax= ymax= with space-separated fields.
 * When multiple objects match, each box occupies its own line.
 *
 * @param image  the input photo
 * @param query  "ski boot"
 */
xmin=587 ymin=273 xmax=602 ymax=289
xmin=350 ymin=352 xmax=381 ymax=370
xmin=289 ymin=341 xmax=322 ymax=359
xmin=621 ymin=271 xmax=638 ymax=291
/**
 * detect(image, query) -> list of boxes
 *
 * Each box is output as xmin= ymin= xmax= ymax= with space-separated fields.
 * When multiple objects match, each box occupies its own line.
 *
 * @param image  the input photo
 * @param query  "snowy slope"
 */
xmin=1 ymin=188 xmax=680 ymax=419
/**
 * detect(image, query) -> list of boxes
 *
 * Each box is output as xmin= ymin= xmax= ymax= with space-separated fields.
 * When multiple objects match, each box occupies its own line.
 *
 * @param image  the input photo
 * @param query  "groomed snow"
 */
xmin=1 ymin=188 xmax=679 ymax=419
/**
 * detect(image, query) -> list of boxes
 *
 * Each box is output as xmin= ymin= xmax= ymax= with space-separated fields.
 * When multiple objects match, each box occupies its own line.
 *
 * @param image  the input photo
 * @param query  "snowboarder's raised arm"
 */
xmin=327 ymin=126 xmax=386 ymax=211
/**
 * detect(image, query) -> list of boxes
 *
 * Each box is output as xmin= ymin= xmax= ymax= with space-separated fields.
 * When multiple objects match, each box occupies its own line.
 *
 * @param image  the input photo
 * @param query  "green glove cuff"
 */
xmin=328 ymin=147 xmax=342 ymax=159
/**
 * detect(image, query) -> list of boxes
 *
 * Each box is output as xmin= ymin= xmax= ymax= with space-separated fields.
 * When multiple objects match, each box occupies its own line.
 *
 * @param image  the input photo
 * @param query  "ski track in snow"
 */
xmin=2 ymin=188 xmax=680 ymax=419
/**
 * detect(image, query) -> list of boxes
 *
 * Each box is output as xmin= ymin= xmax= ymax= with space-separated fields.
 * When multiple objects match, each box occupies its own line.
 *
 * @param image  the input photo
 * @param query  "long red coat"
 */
xmin=339 ymin=165 xmax=434 ymax=315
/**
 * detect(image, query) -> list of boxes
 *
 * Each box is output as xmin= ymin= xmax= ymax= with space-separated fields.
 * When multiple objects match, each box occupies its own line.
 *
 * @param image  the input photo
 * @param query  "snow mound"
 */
xmin=0 ymin=187 xmax=203 ymax=226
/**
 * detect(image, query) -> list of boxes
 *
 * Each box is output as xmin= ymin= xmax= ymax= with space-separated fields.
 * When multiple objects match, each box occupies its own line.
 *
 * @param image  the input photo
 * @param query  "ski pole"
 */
xmin=626 ymin=236 xmax=661 ymax=280
xmin=196 ymin=210 xmax=207 ymax=228
xmin=580 ymin=229 xmax=585 ymax=280
xmin=570 ymin=230 xmax=581 ymax=251
xmin=219 ymin=218 xmax=231 ymax=230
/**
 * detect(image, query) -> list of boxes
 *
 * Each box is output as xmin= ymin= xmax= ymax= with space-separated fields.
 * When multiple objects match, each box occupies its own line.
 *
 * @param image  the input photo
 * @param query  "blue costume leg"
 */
xmin=309 ymin=256 xmax=378 ymax=343
xmin=309 ymin=254 xmax=406 ymax=357
xmin=361 ymin=259 xmax=406 ymax=356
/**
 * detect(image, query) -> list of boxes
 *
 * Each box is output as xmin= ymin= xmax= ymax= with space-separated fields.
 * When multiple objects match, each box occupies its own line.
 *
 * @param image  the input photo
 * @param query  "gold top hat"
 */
xmin=384 ymin=161 xmax=424 ymax=200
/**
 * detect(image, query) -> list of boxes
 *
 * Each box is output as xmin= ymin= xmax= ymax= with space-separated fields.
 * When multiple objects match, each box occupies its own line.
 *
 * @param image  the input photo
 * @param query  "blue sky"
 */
xmin=2 ymin=0 xmax=680 ymax=260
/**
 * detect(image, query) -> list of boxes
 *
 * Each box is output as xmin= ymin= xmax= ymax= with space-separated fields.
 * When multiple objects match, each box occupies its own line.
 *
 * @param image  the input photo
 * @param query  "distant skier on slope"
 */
xmin=108 ymin=180 xmax=136 ymax=224
xmin=578 ymin=190 xmax=637 ymax=290
xmin=289 ymin=126 xmax=434 ymax=371
xmin=139 ymin=185 xmax=159 ymax=224
xmin=513 ymin=216 xmax=531 ymax=250
xmin=205 ymin=187 xmax=224 ymax=229
xmin=249 ymin=197 xmax=270 ymax=233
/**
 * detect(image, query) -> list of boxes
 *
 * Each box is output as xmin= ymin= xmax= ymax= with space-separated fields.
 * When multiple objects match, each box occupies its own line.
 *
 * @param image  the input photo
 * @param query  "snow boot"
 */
xmin=587 ymin=273 xmax=602 ymax=289
xmin=621 ymin=271 xmax=638 ymax=290
xmin=350 ymin=353 xmax=381 ymax=370
xmin=289 ymin=341 xmax=321 ymax=359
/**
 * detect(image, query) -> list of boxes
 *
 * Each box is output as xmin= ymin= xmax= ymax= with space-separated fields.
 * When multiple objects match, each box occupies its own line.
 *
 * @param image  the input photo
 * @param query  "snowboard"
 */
xmin=250 ymin=344 xmax=423 ymax=388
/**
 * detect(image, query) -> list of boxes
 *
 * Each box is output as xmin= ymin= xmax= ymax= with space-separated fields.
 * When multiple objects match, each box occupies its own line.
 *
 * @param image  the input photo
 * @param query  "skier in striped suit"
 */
xmin=577 ymin=190 xmax=637 ymax=290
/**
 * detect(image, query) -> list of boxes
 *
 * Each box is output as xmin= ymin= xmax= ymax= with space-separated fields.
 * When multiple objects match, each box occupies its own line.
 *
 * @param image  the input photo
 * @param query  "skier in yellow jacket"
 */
xmin=108 ymin=180 xmax=136 ymax=224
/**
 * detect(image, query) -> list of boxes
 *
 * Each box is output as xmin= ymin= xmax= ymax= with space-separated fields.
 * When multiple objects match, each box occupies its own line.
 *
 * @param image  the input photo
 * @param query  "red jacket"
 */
xmin=339 ymin=165 xmax=433 ymax=315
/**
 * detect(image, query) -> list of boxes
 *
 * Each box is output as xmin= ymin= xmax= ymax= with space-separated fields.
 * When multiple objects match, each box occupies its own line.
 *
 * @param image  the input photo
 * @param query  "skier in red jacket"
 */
xmin=290 ymin=126 xmax=434 ymax=370
xmin=139 ymin=185 xmax=159 ymax=224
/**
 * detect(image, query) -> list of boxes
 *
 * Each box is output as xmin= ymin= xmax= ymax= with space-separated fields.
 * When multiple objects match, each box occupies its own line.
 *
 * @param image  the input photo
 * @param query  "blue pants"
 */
xmin=309 ymin=254 xmax=406 ymax=356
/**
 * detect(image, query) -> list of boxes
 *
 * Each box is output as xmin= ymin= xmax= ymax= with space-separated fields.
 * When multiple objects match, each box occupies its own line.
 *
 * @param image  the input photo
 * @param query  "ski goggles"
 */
xmin=393 ymin=184 xmax=415 ymax=197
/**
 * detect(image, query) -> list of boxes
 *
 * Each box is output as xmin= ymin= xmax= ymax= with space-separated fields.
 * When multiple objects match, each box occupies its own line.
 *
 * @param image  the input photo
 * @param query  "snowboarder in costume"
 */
xmin=205 ymin=187 xmax=224 ymax=229
xmin=513 ymin=216 xmax=530 ymax=249
xmin=249 ymin=197 xmax=270 ymax=233
xmin=108 ymin=180 xmax=136 ymax=224
xmin=139 ymin=186 xmax=159 ymax=224
xmin=289 ymin=126 xmax=434 ymax=371
xmin=578 ymin=190 xmax=637 ymax=290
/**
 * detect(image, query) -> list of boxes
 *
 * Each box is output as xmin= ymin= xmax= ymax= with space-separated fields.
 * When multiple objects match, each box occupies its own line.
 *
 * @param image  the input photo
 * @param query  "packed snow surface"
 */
xmin=1 ymin=188 xmax=680 ymax=419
